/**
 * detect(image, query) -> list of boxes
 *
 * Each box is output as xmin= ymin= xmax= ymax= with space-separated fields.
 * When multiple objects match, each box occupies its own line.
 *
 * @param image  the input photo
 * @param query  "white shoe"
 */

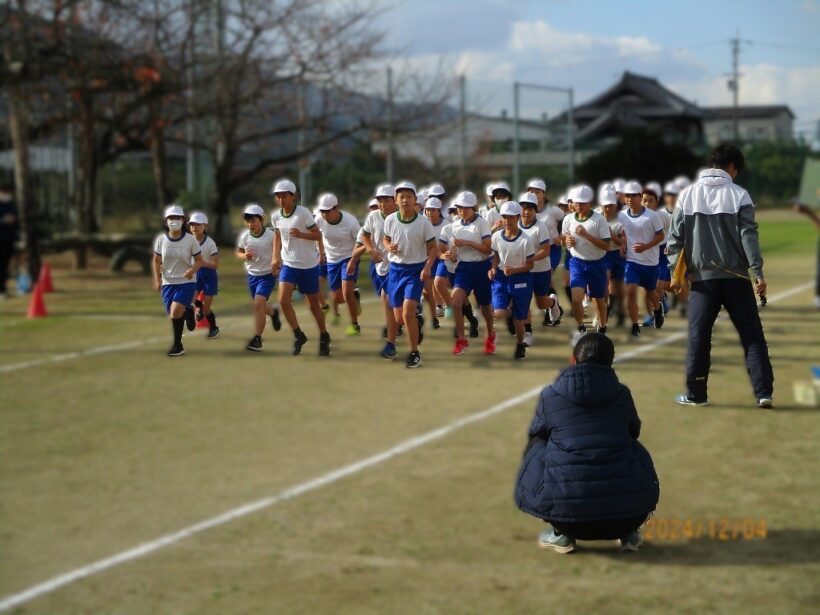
xmin=592 ymin=314 xmax=599 ymax=329
xmin=582 ymin=296 xmax=591 ymax=309
xmin=548 ymin=294 xmax=561 ymax=323
xmin=435 ymin=305 xmax=445 ymax=318
xmin=523 ymin=331 xmax=534 ymax=347
xmin=570 ymin=328 xmax=586 ymax=347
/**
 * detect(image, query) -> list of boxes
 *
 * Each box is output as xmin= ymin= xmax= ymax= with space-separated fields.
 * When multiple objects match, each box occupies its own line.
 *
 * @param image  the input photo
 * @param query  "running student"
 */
xmin=518 ymin=192 xmax=561 ymax=345
xmin=450 ymin=190 xmax=497 ymax=356
xmin=489 ymin=201 xmax=536 ymax=360
xmin=314 ymin=193 xmax=362 ymax=336
xmin=641 ymin=181 xmax=671 ymax=325
xmin=188 ymin=212 xmax=220 ymax=339
xmin=382 ymin=180 xmax=437 ymax=368
xmin=423 ymin=196 xmax=449 ymax=329
xmin=600 ymin=185 xmax=626 ymax=327
xmin=618 ymin=181 xmax=665 ymax=337
xmin=153 ymin=204 xmax=202 ymax=357
xmin=236 ymin=203 xmax=282 ymax=352
xmin=527 ymin=177 xmax=565 ymax=278
xmin=563 ymin=185 xmax=611 ymax=344
xmin=271 ymin=178 xmax=331 ymax=356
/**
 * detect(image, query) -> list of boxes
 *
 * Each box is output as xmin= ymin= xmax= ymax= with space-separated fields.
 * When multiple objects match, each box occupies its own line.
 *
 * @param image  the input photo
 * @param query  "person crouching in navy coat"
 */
xmin=514 ymin=332 xmax=659 ymax=553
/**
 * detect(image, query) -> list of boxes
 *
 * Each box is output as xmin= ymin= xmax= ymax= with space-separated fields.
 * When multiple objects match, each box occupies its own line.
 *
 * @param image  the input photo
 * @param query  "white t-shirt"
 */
xmin=361 ymin=210 xmax=390 ymax=276
xmin=652 ymin=207 xmax=672 ymax=244
xmin=563 ymin=212 xmax=611 ymax=261
xmin=537 ymin=204 xmax=564 ymax=241
xmin=197 ymin=236 xmax=219 ymax=264
xmin=154 ymin=232 xmax=201 ymax=285
xmin=604 ymin=216 xmax=624 ymax=252
xmin=618 ymin=207 xmax=664 ymax=266
xmin=451 ymin=214 xmax=492 ymax=263
xmin=518 ymin=220 xmax=554 ymax=272
xmin=482 ymin=206 xmax=502 ymax=231
xmin=315 ymin=211 xmax=361 ymax=264
xmin=271 ymin=205 xmax=319 ymax=269
xmin=491 ymin=230 xmax=536 ymax=271
xmin=382 ymin=212 xmax=436 ymax=265
xmin=236 ymin=228 xmax=275 ymax=276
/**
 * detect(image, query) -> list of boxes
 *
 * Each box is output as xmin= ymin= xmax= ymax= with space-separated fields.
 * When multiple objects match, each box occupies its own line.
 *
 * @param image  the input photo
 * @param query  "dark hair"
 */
xmin=710 ymin=144 xmax=745 ymax=174
xmin=573 ymin=332 xmax=615 ymax=366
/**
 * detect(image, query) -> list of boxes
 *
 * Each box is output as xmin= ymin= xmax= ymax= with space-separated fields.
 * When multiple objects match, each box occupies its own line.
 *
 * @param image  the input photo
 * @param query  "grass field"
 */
xmin=1 ymin=210 xmax=819 ymax=614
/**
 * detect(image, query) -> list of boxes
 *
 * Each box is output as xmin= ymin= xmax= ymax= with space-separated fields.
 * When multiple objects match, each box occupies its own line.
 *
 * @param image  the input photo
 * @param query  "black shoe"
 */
xmin=514 ymin=343 xmax=526 ymax=360
xmin=194 ymin=299 xmax=204 ymax=321
xmin=432 ymin=317 xmax=440 ymax=330
xmin=551 ymin=305 xmax=564 ymax=327
xmin=468 ymin=318 xmax=480 ymax=338
xmin=319 ymin=331 xmax=331 ymax=356
xmin=631 ymin=323 xmax=641 ymax=337
xmin=654 ymin=306 xmax=665 ymax=329
xmin=207 ymin=327 xmax=220 ymax=339
xmin=184 ymin=307 xmax=196 ymax=331
xmin=597 ymin=326 xmax=607 ymax=334
xmin=271 ymin=307 xmax=282 ymax=332
xmin=506 ymin=316 xmax=515 ymax=336
xmin=542 ymin=309 xmax=551 ymax=327
xmin=247 ymin=336 xmax=262 ymax=352
xmin=354 ymin=287 xmax=361 ymax=316
xmin=406 ymin=350 xmax=422 ymax=368
xmin=293 ymin=330 xmax=308 ymax=355
xmin=168 ymin=343 xmax=185 ymax=357
xmin=417 ymin=314 xmax=425 ymax=345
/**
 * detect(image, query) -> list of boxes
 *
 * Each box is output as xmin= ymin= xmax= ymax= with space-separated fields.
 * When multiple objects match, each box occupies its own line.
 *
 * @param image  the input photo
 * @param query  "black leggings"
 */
xmin=551 ymin=514 xmax=648 ymax=541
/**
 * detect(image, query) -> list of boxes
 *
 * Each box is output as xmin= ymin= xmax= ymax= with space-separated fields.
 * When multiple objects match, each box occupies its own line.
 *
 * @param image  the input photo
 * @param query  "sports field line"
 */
xmin=0 ymin=280 xmax=812 ymax=612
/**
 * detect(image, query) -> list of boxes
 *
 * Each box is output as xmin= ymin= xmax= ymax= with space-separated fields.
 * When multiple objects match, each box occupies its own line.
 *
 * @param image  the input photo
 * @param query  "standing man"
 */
xmin=667 ymin=145 xmax=774 ymax=408
xmin=271 ymin=178 xmax=331 ymax=357
xmin=0 ymin=183 xmax=18 ymax=299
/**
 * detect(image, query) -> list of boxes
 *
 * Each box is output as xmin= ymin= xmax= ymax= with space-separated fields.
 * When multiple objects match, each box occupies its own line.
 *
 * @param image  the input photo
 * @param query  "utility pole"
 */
xmin=731 ymin=32 xmax=740 ymax=142
xmin=459 ymin=74 xmax=467 ymax=189
xmin=513 ymin=82 xmax=521 ymax=194
xmin=386 ymin=66 xmax=394 ymax=183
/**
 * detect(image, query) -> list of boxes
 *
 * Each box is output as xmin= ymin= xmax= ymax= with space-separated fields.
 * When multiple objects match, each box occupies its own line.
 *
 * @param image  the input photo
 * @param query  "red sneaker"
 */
xmin=484 ymin=331 xmax=496 ymax=355
xmin=453 ymin=338 xmax=469 ymax=355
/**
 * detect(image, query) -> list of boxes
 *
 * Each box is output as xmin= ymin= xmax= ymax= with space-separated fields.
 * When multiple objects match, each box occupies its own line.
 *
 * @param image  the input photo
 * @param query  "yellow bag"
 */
xmin=670 ymin=247 xmax=688 ymax=292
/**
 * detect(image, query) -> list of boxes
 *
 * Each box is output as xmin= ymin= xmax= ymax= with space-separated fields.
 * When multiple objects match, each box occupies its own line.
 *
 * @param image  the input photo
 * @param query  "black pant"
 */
xmin=686 ymin=278 xmax=774 ymax=402
xmin=551 ymin=514 xmax=648 ymax=541
xmin=0 ymin=241 xmax=13 ymax=294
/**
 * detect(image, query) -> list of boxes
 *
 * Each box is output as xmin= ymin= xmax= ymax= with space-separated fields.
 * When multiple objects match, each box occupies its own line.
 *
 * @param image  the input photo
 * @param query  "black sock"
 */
xmin=564 ymin=286 xmax=572 ymax=304
xmin=548 ymin=286 xmax=556 ymax=296
xmin=294 ymin=327 xmax=303 ymax=339
xmin=206 ymin=312 xmax=216 ymax=329
xmin=463 ymin=302 xmax=474 ymax=320
xmin=172 ymin=317 xmax=184 ymax=345
xmin=525 ymin=323 xmax=532 ymax=333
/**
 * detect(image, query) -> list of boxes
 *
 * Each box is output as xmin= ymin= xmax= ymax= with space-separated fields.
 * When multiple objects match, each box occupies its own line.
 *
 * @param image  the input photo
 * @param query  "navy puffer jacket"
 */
xmin=514 ymin=363 xmax=659 ymax=523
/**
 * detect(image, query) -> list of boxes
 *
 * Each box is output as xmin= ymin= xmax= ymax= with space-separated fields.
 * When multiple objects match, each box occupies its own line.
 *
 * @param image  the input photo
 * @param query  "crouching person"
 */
xmin=514 ymin=332 xmax=659 ymax=553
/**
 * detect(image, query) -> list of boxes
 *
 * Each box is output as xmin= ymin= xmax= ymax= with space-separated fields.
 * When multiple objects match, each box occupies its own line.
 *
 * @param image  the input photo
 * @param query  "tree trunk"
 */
xmin=5 ymin=81 xmax=41 ymax=283
xmin=149 ymin=100 xmax=173 ymax=208
xmin=73 ymin=95 xmax=99 ymax=268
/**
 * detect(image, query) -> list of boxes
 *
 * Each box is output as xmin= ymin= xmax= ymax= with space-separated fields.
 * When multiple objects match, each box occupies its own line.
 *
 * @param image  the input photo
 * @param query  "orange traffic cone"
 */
xmin=38 ymin=262 xmax=54 ymax=293
xmin=27 ymin=282 xmax=48 ymax=318
xmin=195 ymin=291 xmax=209 ymax=328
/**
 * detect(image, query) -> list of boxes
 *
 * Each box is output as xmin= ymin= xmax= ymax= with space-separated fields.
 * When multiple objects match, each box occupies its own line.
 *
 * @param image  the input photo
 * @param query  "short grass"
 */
xmin=1 ymin=211 xmax=819 ymax=614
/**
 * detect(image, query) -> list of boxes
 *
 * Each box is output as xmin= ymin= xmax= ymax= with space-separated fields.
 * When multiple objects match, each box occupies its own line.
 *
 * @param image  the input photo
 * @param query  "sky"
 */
xmin=372 ymin=0 xmax=820 ymax=139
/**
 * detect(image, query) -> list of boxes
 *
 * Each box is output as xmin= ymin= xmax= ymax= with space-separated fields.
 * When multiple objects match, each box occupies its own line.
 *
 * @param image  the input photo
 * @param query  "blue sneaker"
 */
xmin=538 ymin=527 xmax=576 ymax=554
xmin=675 ymin=394 xmax=709 ymax=406
xmin=641 ymin=314 xmax=655 ymax=327
xmin=381 ymin=341 xmax=396 ymax=360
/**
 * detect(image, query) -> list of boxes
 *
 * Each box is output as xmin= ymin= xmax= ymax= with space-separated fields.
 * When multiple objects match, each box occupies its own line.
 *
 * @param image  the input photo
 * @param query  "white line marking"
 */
xmin=0 ymin=281 xmax=811 ymax=611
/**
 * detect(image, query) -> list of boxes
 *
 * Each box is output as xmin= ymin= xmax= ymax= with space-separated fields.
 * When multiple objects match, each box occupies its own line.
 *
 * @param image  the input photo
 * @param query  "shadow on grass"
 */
xmin=589 ymin=529 xmax=820 ymax=566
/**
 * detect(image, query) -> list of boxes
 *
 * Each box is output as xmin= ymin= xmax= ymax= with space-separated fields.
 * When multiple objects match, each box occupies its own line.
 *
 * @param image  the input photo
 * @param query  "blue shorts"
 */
xmin=491 ymin=273 xmax=533 ymax=321
xmin=531 ymin=270 xmax=552 ymax=297
xmin=657 ymin=249 xmax=671 ymax=282
xmin=247 ymin=273 xmax=276 ymax=299
xmin=605 ymin=250 xmax=626 ymax=281
xmin=319 ymin=262 xmax=328 ymax=278
xmin=280 ymin=264 xmax=320 ymax=295
xmin=454 ymin=259 xmax=492 ymax=306
xmin=625 ymin=261 xmax=659 ymax=291
xmin=388 ymin=262 xmax=425 ymax=308
xmin=327 ymin=258 xmax=359 ymax=291
xmin=369 ymin=262 xmax=389 ymax=297
xmin=196 ymin=268 xmax=219 ymax=296
xmin=549 ymin=244 xmax=563 ymax=271
xmin=162 ymin=282 xmax=196 ymax=313
xmin=568 ymin=257 xmax=608 ymax=298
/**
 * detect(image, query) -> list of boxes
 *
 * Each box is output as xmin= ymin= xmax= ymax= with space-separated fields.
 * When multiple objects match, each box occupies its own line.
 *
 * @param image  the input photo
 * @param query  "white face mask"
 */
xmin=167 ymin=219 xmax=183 ymax=231
xmin=494 ymin=196 xmax=509 ymax=207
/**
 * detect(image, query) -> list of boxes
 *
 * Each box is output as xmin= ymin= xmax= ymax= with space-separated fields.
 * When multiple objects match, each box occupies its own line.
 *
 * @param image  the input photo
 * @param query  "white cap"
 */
xmin=613 ymin=178 xmax=626 ymax=193
xmin=557 ymin=193 xmax=569 ymax=206
xmin=374 ymin=183 xmax=396 ymax=198
xmin=243 ymin=203 xmax=265 ymax=217
xmin=568 ymin=185 xmax=594 ymax=204
xmin=272 ymin=178 xmax=297 ymax=195
xmin=447 ymin=198 xmax=458 ymax=211
xmin=368 ymin=198 xmax=380 ymax=209
xmin=644 ymin=182 xmax=662 ymax=198
xmin=164 ymin=204 xmax=184 ymax=218
xmin=427 ymin=183 xmax=446 ymax=197
xmin=518 ymin=192 xmax=538 ymax=207
xmin=674 ymin=175 xmax=691 ymax=190
xmin=485 ymin=182 xmax=497 ymax=197
xmin=599 ymin=186 xmax=618 ymax=206
xmin=492 ymin=182 xmax=511 ymax=195
xmin=526 ymin=178 xmax=547 ymax=192
xmin=317 ymin=193 xmax=338 ymax=211
xmin=663 ymin=181 xmax=680 ymax=195
xmin=499 ymin=201 xmax=522 ymax=217
xmin=189 ymin=211 xmax=208 ymax=224
xmin=395 ymin=180 xmax=417 ymax=194
xmin=424 ymin=197 xmax=442 ymax=210
xmin=454 ymin=190 xmax=478 ymax=208
xmin=623 ymin=180 xmax=643 ymax=195
xmin=417 ymin=189 xmax=428 ymax=202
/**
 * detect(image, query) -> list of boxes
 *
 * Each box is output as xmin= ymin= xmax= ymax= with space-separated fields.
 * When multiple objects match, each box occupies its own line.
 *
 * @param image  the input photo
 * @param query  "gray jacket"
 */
xmin=667 ymin=169 xmax=763 ymax=282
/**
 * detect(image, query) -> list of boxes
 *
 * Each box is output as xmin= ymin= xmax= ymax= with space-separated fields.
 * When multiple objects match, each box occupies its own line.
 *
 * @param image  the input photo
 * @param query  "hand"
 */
xmin=488 ymin=268 xmax=495 ymax=281
xmin=492 ymin=220 xmax=504 ymax=232
xmin=346 ymin=260 xmax=356 ymax=276
xmin=575 ymin=226 xmax=588 ymax=238
xmin=369 ymin=250 xmax=383 ymax=264
xmin=453 ymin=238 xmax=466 ymax=248
xmin=755 ymin=277 xmax=767 ymax=296
xmin=503 ymin=265 xmax=516 ymax=276
xmin=184 ymin=268 xmax=195 ymax=280
xmin=565 ymin=235 xmax=576 ymax=248
xmin=272 ymin=260 xmax=282 ymax=275
xmin=245 ymin=250 xmax=255 ymax=261
xmin=388 ymin=242 xmax=399 ymax=254
xmin=633 ymin=243 xmax=647 ymax=254
xmin=320 ymin=254 xmax=327 ymax=264
xmin=619 ymin=245 xmax=626 ymax=257
xmin=289 ymin=228 xmax=302 ymax=238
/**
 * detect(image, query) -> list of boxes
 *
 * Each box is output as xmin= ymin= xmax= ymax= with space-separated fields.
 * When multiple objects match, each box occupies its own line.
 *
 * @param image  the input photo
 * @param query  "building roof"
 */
xmin=704 ymin=105 xmax=796 ymax=120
